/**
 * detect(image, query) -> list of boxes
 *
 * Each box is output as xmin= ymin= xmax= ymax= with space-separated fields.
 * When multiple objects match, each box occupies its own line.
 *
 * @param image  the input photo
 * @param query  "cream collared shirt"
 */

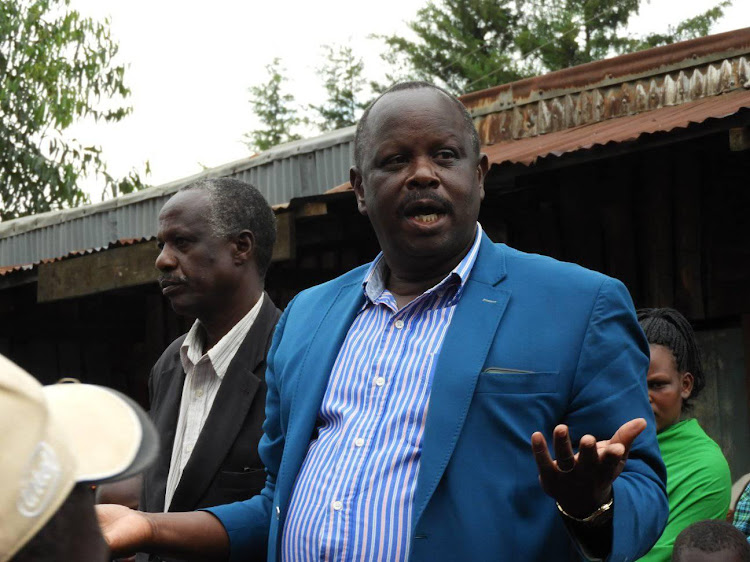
xmin=163 ymin=294 xmax=265 ymax=511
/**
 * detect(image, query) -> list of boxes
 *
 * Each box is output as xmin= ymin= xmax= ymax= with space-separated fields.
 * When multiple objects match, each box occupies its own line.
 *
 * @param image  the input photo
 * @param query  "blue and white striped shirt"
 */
xmin=282 ymin=225 xmax=483 ymax=562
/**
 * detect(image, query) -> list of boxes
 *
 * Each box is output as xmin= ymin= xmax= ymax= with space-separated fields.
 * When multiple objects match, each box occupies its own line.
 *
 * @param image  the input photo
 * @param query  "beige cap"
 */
xmin=0 ymin=354 xmax=158 ymax=562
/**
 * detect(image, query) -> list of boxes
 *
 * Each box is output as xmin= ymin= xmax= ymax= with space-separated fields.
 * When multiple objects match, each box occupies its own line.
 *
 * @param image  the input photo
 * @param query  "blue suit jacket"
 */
xmin=208 ymin=234 xmax=668 ymax=561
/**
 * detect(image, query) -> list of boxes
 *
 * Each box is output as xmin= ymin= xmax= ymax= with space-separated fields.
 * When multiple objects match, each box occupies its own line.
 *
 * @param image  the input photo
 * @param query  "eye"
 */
xmin=382 ymin=154 xmax=408 ymax=167
xmin=174 ymin=237 xmax=190 ymax=250
xmin=156 ymin=241 xmax=164 ymax=250
xmin=434 ymin=148 xmax=458 ymax=163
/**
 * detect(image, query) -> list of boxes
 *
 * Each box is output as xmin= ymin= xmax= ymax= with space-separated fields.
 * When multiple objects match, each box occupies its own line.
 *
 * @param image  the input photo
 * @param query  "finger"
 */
xmin=553 ymin=425 xmax=575 ymax=473
xmin=578 ymin=434 xmax=598 ymax=469
xmin=609 ymin=418 xmax=647 ymax=454
xmin=600 ymin=443 xmax=627 ymax=476
xmin=531 ymin=431 xmax=556 ymax=481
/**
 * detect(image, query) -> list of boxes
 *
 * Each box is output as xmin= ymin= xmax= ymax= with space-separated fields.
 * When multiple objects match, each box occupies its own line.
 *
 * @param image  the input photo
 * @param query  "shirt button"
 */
xmin=394 ymin=319 xmax=405 ymax=329
xmin=331 ymin=500 xmax=343 ymax=511
xmin=375 ymin=377 xmax=385 ymax=387
xmin=354 ymin=437 xmax=365 ymax=447
xmin=195 ymin=388 xmax=204 ymax=398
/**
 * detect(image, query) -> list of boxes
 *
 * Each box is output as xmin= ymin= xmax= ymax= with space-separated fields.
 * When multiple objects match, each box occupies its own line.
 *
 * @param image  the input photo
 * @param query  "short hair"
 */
xmin=673 ymin=520 xmax=750 ymax=561
xmin=354 ymin=81 xmax=481 ymax=169
xmin=11 ymin=485 xmax=104 ymax=562
xmin=180 ymin=177 xmax=276 ymax=277
xmin=637 ymin=307 xmax=705 ymax=409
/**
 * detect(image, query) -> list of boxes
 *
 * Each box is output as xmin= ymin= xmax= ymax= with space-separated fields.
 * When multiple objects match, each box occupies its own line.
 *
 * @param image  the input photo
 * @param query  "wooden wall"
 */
xmin=0 ymin=281 xmax=190 ymax=408
xmin=482 ymin=130 xmax=750 ymax=322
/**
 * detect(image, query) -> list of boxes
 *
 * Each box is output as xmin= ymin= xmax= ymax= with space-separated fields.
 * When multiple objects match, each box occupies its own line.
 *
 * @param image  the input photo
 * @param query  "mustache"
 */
xmin=159 ymin=274 xmax=188 ymax=285
xmin=398 ymin=190 xmax=454 ymax=215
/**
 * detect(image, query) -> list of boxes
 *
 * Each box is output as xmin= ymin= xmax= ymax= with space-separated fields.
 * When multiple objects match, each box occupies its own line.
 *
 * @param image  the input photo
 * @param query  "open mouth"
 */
xmin=403 ymin=200 xmax=448 ymax=226
xmin=410 ymin=212 xmax=441 ymax=224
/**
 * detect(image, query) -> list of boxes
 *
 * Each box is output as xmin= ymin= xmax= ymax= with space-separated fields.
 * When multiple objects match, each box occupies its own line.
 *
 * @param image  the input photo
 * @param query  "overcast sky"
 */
xmin=66 ymin=0 xmax=749 ymax=198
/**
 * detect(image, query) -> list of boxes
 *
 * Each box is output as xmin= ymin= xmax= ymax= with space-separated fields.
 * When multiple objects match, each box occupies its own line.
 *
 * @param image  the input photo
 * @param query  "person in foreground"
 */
xmin=0 ymin=353 xmax=158 ymax=562
xmin=98 ymin=82 xmax=667 ymax=561
xmin=672 ymin=520 xmax=750 ymax=562
xmin=637 ymin=308 xmax=731 ymax=562
xmin=139 ymin=178 xmax=280 ymax=562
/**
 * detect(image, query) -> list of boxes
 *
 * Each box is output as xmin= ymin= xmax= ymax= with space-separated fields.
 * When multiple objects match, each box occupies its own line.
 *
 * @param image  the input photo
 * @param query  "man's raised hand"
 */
xmin=531 ymin=418 xmax=647 ymax=518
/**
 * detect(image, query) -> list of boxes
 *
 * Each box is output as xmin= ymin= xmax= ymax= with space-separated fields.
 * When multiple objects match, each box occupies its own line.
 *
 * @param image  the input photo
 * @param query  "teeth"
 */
xmin=413 ymin=213 xmax=439 ymax=223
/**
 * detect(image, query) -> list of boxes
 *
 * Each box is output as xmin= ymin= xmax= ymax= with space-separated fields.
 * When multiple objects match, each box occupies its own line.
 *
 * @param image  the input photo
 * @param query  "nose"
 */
xmin=155 ymin=245 xmax=177 ymax=272
xmin=406 ymin=156 xmax=439 ymax=190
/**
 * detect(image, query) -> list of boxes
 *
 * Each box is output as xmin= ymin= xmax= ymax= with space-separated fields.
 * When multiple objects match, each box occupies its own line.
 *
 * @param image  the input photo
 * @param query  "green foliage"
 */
xmin=376 ymin=0 xmax=524 ymax=94
xmin=379 ymin=0 xmax=732 ymax=95
xmin=625 ymin=0 xmax=732 ymax=52
xmin=245 ymin=58 xmax=302 ymax=152
xmin=517 ymin=0 xmax=731 ymax=75
xmin=0 ymin=0 xmax=147 ymax=221
xmin=310 ymin=44 xmax=367 ymax=132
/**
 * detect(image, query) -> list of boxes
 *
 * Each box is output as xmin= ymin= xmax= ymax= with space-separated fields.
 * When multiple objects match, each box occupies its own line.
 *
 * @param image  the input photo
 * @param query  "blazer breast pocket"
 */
xmin=475 ymin=368 xmax=558 ymax=394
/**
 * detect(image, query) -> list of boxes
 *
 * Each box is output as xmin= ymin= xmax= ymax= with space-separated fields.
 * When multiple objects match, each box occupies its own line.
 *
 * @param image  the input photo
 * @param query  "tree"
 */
xmin=379 ymin=0 xmax=732 ymax=95
xmin=0 ymin=0 xmax=147 ymax=222
xmin=245 ymin=58 xmax=302 ymax=152
xmin=310 ymin=44 xmax=367 ymax=132
xmin=515 ymin=0 xmax=732 ymax=77
xmin=377 ymin=0 xmax=524 ymax=94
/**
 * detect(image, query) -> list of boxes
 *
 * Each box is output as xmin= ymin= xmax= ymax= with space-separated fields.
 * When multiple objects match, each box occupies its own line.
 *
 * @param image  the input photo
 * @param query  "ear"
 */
xmin=232 ymin=230 xmax=255 ymax=265
xmin=680 ymin=372 xmax=694 ymax=400
xmin=351 ymin=166 xmax=367 ymax=216
xmin=477 ymin=153 xmax=489 ymax=201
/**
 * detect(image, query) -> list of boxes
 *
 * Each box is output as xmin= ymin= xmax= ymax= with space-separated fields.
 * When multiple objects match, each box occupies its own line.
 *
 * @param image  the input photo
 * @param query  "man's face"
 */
xmin=155 ymin=190 xmax=238 ymax=320
xmin=352 ymin=88 xmax=487 ymax=268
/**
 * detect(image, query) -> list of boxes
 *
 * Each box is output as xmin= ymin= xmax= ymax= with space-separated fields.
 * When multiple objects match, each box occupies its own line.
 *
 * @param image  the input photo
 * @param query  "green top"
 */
xmin=638 ymin=418 xmax=731 ymax=562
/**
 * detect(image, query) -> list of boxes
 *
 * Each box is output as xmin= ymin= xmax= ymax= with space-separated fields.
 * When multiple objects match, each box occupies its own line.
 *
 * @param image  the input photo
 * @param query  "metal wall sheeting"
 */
xmin=0 ymin=129 xmax=355 ymax=267
xmin=234 ymin=139 xmax=354 ymax=206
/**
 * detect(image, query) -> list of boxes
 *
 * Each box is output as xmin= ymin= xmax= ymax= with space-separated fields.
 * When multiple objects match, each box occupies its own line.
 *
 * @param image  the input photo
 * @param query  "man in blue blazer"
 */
xmin=99 ymin=82 xmax=667 ymax=561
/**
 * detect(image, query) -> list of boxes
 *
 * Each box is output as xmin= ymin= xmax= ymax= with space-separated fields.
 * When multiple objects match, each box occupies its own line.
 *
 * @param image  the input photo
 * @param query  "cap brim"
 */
xmin=42 ymin=384 xmax=159 ymax=484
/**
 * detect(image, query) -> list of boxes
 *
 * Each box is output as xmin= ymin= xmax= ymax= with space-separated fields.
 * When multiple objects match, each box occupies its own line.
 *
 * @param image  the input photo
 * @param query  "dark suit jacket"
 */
xmin=138 ymin=294 xmax=280 ymax=561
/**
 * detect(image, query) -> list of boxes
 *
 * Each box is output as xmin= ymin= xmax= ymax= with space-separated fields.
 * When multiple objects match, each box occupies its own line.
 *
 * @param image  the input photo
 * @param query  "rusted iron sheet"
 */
xmin=483 ymin=88 xmax=750 ymax=167
xmin=472 ymin=55 xmax=750 ymax=145
xmin=461 ymin=27 xmax=750 ymax=116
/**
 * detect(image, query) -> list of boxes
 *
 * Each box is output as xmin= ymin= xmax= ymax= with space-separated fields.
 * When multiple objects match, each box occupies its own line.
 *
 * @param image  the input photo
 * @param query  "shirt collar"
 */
xmin=179 ymin=293 xmax=265 ymax=380
xmin=362 ymin=222 xmax=484 ymax=305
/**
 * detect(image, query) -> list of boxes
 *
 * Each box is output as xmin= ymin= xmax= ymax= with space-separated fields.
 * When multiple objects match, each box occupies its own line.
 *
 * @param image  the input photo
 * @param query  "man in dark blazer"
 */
xmin=137 ymin=177 xmax=280 ymax=561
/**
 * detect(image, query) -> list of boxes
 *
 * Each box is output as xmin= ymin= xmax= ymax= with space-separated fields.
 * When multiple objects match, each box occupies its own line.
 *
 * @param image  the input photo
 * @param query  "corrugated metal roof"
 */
xmin=484 ymin=88 xmax=750 ymax=166
xmin=462 ymin=29 xmax=750 ymax=146
xmin=2 ymin=29 xmax=749 ymax=270
xmin=0 ymin=127 xmax=354 ymax=267
xmin=461 ymin=28 xmax=750 ymax=115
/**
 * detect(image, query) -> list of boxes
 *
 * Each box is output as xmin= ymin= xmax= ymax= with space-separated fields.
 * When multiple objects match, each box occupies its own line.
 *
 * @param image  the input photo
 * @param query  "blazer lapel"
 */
xmin=412 ymin=236 xmax=511 ymax=531
xmin=168 ymin=296 xmax=278 ymax=512
xmin=275 ymin=281 xmax=366 ymax=514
